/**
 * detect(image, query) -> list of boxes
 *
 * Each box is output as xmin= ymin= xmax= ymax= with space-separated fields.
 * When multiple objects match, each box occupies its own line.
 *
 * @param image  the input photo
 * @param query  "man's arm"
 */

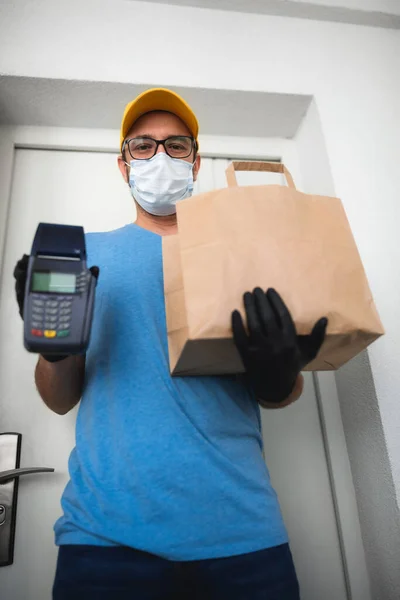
xmin=35 ymin=355 xmax=86 ymax=415
xmin=258 ymin=373 xmax=304 ymax=410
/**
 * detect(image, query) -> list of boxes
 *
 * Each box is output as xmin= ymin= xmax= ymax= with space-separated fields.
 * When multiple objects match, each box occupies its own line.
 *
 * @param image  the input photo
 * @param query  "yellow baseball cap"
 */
xmin=120 ymin=88 xmax=199 ymax=150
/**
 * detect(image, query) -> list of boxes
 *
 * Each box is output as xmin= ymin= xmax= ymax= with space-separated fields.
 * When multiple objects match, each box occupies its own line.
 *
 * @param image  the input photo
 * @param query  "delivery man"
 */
xmin=13 ymin=88 xmax=327 ymax=600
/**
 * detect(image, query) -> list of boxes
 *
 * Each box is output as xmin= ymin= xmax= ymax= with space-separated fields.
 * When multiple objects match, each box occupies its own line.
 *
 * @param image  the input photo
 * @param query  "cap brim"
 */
xmin=120 ymin=88 xmax=199 ymax=149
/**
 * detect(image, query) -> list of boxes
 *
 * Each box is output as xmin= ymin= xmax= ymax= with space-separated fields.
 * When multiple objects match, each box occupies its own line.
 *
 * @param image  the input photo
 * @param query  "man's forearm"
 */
xmin=35 ymin=355 xmax=86 ymax=415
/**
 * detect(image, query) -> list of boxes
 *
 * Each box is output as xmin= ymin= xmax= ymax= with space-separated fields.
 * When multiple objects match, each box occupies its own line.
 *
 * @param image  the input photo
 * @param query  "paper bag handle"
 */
xmin=225 ymin=161 xmax=296 ymax=190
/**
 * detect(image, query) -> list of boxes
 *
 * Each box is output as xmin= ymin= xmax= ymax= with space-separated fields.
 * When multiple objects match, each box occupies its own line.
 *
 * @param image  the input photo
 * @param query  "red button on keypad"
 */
xmin=31 ymin=329 xmax=43 ymax=337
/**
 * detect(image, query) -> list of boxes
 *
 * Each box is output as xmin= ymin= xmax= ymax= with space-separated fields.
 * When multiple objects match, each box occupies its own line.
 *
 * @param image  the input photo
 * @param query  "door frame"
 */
xmin=0 ymin=125 xmax=371 ymax=600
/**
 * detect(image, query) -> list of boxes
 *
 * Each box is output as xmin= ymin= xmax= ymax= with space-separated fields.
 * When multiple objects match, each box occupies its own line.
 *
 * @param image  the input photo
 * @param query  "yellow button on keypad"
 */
xmin=44 ymin=330 xmax=57 ymax=338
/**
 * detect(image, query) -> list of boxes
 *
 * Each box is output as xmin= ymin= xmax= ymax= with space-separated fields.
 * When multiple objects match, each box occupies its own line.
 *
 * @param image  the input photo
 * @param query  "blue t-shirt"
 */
xmin=54 ymin=223 xmax=287 ymax=560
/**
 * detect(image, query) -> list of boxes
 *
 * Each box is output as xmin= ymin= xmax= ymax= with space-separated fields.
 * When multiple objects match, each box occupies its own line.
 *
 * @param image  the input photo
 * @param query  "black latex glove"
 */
xmin=13 ymin=254 xmax=99 ymax=363
xmin=232 ymin=288 xmax=328 ymax=404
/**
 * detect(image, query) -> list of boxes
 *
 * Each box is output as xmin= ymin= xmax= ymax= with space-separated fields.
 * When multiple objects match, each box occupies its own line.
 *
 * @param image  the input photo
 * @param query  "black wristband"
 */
xmin=41 ymin=354 xmax=70 ymax=363
xmin=250 ymin=373 xmax=298 ymax=404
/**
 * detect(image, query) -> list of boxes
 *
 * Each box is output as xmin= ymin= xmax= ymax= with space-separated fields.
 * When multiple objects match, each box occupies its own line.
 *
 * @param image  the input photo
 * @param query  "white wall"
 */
xmin=1 ymin=0 xmax=400 ymax=592
xmin=295 ymin=101 xmax=400 ymax=599
xmin=0 ymin=127 xmax=16 ymax=283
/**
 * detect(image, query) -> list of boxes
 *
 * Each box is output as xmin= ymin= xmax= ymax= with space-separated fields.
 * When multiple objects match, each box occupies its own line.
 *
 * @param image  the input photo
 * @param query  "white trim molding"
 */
xmin=129 ymin=0 xmax=400 ymax=29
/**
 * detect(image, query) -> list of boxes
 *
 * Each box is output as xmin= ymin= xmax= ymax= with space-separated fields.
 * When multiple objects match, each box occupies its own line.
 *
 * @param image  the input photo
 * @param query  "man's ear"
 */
xmin=117 ymin=155 xmax=130 ymax=184
xmin=192 ymin=154 xmax=201 ymax=182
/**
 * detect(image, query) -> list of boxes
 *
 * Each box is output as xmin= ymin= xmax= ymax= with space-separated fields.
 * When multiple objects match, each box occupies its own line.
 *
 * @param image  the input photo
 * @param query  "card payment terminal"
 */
xmin=23 ymin=223 xmax=96 ymax=355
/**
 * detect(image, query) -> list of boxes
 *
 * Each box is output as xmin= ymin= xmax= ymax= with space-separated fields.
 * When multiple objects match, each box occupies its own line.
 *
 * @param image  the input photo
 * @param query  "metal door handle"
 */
xmin=0 ymin=432 xmax=55 ymax=566
xmin=0 ymin=467 xmax=54 ymax=485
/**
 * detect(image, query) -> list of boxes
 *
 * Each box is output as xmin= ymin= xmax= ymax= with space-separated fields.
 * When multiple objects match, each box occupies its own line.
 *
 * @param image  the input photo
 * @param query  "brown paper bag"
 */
xmin=163 ymin=161 xmax=384 ymax=375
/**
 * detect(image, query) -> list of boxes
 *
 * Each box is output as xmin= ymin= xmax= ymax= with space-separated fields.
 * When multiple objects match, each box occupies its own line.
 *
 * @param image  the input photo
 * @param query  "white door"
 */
xmin=0 ymin=148 xmax=347 ymax=599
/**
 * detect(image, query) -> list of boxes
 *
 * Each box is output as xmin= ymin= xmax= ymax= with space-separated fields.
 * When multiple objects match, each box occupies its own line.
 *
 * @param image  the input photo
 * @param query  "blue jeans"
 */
xmin=53 ymin=543 xmax=300 ymax=599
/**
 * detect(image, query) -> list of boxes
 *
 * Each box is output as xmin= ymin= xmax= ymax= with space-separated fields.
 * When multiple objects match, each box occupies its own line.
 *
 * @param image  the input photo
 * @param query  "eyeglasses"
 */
xmin=122 ymin=136 xmax=196 ymax=160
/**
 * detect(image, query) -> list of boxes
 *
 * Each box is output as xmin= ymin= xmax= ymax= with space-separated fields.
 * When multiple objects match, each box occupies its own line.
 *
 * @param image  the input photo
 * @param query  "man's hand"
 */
xmin=13 ymin=254 xmax=99 ymax=363
xmin=232 ymin=288 xmax=327 ymax=405
xmin=13 ymin=254 xmax=30 ymax=320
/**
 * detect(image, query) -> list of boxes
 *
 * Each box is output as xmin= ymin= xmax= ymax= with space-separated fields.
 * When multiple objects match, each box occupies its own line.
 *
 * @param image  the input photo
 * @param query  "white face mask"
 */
xmin=127 ymin=153 xmax=194 ymax=216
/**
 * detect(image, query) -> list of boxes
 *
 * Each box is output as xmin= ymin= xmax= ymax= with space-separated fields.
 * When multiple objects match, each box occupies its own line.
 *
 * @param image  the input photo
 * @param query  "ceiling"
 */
xmin=0 ymin=76 xmax=311 ymax=139
xmin=127 ymin=0 xmax=400 ymax=28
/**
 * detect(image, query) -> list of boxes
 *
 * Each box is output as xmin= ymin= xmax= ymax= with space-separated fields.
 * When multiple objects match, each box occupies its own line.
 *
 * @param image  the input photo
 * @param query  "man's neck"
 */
xmin=135 ymin=204 xmax=178 ymax=236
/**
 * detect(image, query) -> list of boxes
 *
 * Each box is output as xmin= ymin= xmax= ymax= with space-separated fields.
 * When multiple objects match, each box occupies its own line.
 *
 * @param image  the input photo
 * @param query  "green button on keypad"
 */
xmin=57 ymin=330 xmax=70 ymax=338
